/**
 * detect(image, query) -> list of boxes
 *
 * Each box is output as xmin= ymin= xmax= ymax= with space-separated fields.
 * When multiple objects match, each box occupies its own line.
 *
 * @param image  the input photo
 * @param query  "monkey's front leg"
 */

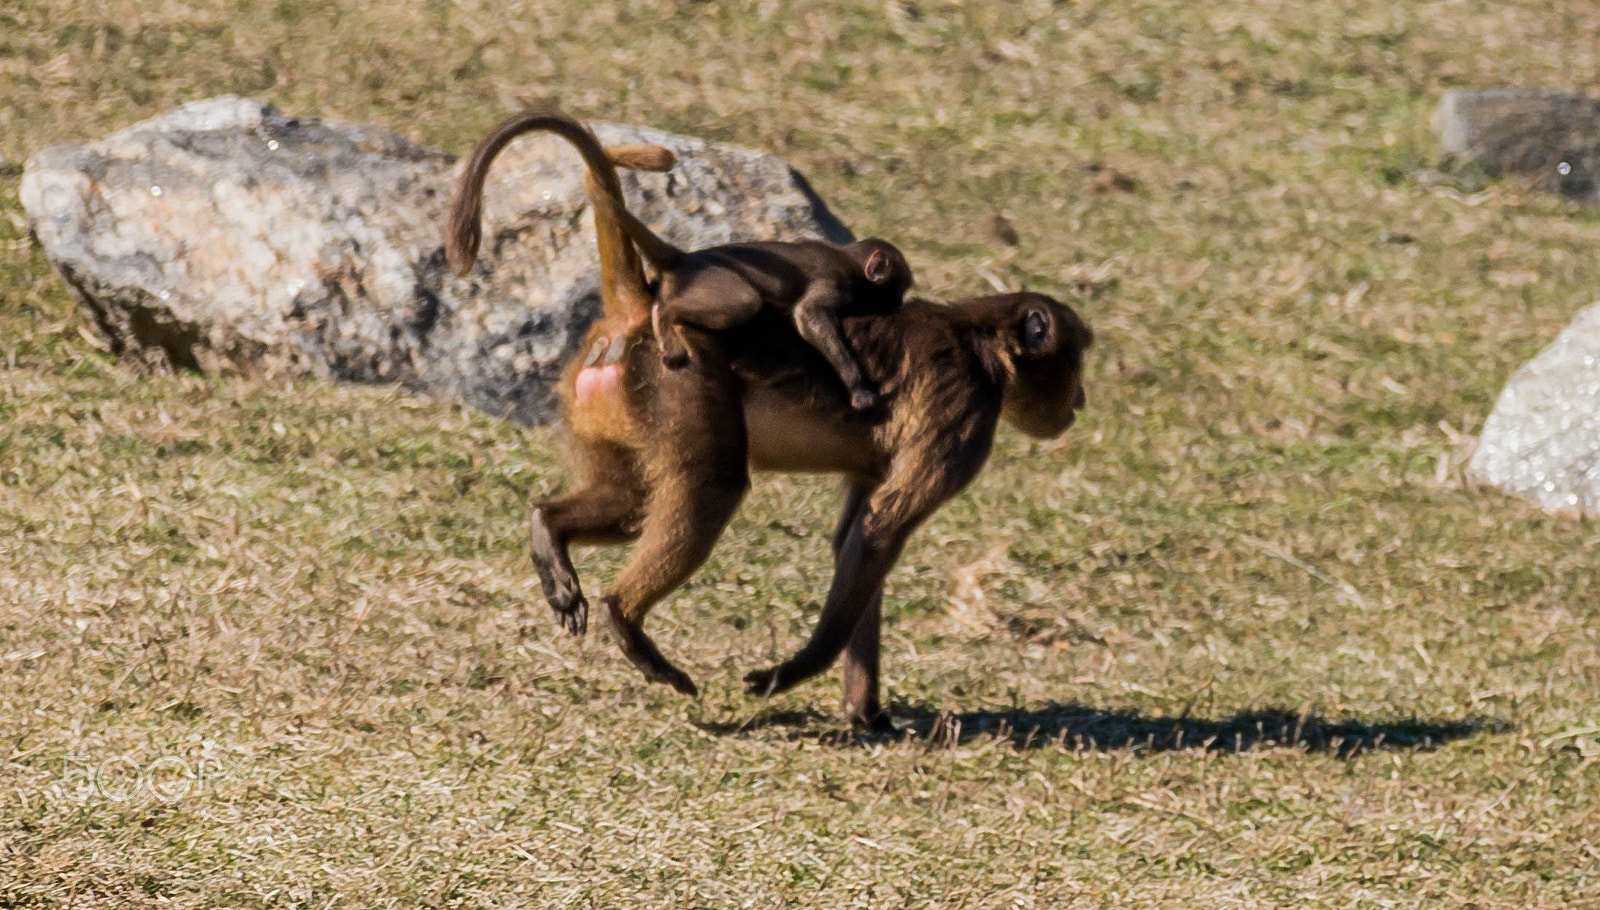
xmin=745 ymin=447 xmax=981 ymax=701
xmin=792 ymin=287 xmax=877 ymax=410
xmin=743 ymin=502 xmax=914 ymax=697
xmin=841 ymin=592 xmax=891 ymax=731
xmin=829 ymin=481 xmax=892 ymax=730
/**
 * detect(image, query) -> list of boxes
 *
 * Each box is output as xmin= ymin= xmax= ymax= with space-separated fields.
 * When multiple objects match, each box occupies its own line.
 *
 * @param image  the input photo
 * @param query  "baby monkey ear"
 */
xmin=1019 ymin=305 xmax=1053 ymax=354
xmin=862 ymin=248 xmax=894 ymax=284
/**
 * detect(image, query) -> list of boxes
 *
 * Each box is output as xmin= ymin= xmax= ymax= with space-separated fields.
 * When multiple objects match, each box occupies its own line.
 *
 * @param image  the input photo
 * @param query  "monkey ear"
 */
xmin=1019 ymin=306 xmax=1052 ymax=354
xmin=863 ymin=248 xmax=893 ymax=284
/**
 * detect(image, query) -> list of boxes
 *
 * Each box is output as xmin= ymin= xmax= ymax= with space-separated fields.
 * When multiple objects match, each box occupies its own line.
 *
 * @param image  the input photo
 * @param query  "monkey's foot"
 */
xmin=651 ymin=305 xmax=693 ymax=371
xmin=553 ymin=597 xmax=588 ymax=637
xmin=529 ymin=515 xmax=587 ymax=636
xmin=603 ymin=598 xmax=699 ymax=696
xmin=537 ymin=574 xmax=587 ymax=636
xmin=849 ymin=387 xmax=879 ymax=410
xmin=851 ymin=709 xmax=897 ymax=735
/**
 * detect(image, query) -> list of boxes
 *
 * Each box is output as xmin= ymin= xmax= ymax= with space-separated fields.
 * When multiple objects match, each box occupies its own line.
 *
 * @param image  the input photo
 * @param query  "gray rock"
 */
xmin=1468 ymin=302 xmax=1600 ymax=516
xmin=20 ymin=96 xmax=850 ymax=424
xmin=1434 ymin=89 xmax=1600 ymax=200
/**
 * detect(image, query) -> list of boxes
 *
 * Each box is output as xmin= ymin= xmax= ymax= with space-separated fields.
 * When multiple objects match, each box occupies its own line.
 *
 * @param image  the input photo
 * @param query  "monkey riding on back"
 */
xmin=445 ymin=108 xmax=1093 ymax=730
xmin=590 ymin=185 xmax=915 ymax=410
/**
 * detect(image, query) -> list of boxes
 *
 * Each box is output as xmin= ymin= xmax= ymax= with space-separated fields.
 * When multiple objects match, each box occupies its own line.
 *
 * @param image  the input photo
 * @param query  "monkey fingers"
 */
xmin=857 ymin=712 xmax=897 ymax=735
xmin=838 ymin=686 xmax=899 ymax=733
xmin=742 ymin=666 xmax=787 ymax=698
xmin=528 ymin=481 xmax=643 ymax=638
xmin=555 ymin=601 xmax=587 ymax=637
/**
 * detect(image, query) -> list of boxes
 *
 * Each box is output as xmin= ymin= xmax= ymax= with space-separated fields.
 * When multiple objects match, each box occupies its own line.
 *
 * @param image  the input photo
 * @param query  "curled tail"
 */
xmin=444 ymin=109 xmax=674 ymax=325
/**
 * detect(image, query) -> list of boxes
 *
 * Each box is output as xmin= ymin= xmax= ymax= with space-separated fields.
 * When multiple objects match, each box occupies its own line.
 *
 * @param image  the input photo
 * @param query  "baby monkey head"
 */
xmin=844 ymin=238 xmax=915 ymax=300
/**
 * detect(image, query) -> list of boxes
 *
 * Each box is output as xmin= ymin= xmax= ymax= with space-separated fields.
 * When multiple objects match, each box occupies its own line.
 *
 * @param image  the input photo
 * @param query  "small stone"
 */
xmin=1434 ymin=89 xmax=1600 ymax=200
xmin=1086 ymin=161 xmax=1138 ymax=194
xmin=976 ymin=213 xmax=1019 ymax=246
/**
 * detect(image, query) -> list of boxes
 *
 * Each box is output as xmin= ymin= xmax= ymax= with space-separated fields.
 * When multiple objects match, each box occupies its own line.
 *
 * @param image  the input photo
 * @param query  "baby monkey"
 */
xmin=588 ymin=184 xmax=914 ymax=410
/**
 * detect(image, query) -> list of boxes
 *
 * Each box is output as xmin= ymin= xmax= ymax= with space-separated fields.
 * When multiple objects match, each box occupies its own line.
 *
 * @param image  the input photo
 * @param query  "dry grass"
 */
xmin=4 ymin=0 xmax=1600 ymax=906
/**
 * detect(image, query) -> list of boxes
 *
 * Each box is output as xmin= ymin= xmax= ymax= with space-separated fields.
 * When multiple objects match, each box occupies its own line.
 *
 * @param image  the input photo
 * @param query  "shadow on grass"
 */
xmin=698 ymin=703 xmax=1500 ymax=757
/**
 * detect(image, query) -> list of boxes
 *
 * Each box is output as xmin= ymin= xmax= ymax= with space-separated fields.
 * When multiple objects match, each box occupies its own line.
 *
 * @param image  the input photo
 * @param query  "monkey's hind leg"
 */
xmin=651 ymin=304 xmax=694 ymax=371
xmin=746 ymin=447 xmax=980 ymax=698
xmin=600 ymin=467 xmax=747 ymax=695
xmin=528 ymin=445 xmax=645 ymax=637
xmin=601 ymin=384 xmax=750 ymax=696
xmin=652 ymin=269 xmax=763 ymax=370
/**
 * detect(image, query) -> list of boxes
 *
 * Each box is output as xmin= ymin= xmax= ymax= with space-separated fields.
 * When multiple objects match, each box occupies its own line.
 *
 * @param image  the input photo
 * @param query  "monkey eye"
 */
xmin=1021 ymin=308 xmax=1051 ymax=352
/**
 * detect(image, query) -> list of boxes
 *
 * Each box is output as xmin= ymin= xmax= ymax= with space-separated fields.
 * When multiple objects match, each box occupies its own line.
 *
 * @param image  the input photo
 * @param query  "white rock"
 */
xmin=1469 ymin=302 xmax=1600 ymax=516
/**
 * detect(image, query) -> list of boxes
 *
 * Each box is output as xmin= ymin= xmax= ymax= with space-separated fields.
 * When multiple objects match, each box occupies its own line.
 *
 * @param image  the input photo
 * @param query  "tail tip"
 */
xmin=445 ymin=243 xmax=476 ymax=277
xmin=607 ymin=143 xmax=678 ymax=173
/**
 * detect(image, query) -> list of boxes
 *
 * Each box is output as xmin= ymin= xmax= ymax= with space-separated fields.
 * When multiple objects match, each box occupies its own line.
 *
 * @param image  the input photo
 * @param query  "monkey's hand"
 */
xmin=743 ymin=664 xmax=799 ymax=698
xmin=857 ymin=712 xmax=897 ymax=735
xmin=849 ymin=386 xmax=879 ymax=410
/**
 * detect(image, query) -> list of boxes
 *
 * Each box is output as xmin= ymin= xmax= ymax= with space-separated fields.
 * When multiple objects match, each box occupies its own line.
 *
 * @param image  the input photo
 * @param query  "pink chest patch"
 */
xmin=575 ymin=363 xmax=623 ymax=405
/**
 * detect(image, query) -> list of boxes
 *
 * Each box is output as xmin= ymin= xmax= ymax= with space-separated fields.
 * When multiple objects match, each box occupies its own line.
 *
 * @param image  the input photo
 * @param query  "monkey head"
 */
xmin=978 ymin=292 xmax=1093 ymax=438
xmin=846 ymin=238 xmax=915 ymax=300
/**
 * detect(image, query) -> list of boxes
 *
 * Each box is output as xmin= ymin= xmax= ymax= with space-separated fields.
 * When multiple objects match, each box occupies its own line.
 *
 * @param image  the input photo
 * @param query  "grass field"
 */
xmin=4 ymin=0 xmax=1600 ymax=906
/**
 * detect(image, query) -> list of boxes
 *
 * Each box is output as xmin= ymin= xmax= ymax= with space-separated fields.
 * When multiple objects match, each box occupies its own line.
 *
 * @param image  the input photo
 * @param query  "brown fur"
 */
xmin=445 ymin=109 xmax=1093 ymax=728
xmin=444 ymin=111 xmax=672 ymax=323
xmin=444 ymin=112 xmax=677 ymax=446
xmin=586 ymin=180 xmax=914 ymax=410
